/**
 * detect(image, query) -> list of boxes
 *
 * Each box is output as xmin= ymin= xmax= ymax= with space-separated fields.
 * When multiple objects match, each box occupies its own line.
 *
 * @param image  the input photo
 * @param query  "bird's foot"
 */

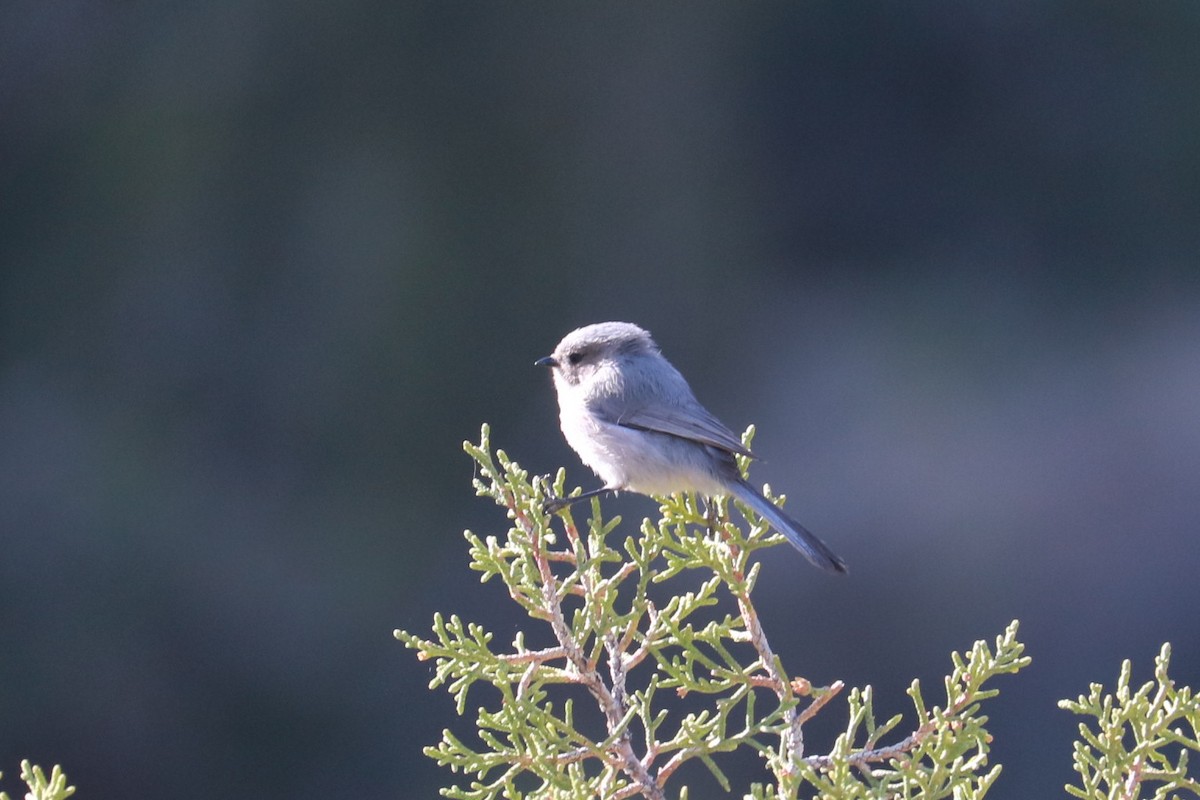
xmin=542 ymin=494 xmax=573 ymax=514
xmin=700 ymin=497 xmax=718 ymax=534
xmin=534 ymin=476 xmax=570 ymax=514
xmin=700 ymin=496 xmax=732 ymax=540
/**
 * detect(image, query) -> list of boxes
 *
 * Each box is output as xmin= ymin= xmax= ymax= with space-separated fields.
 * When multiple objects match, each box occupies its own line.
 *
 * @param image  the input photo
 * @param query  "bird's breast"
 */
xmin=559 ymin=402 xmax=730 ymax=497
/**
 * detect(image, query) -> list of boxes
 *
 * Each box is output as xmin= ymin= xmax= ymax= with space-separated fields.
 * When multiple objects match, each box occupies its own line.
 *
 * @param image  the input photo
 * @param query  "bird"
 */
xmin=535 ymin=321 xmax=846 ymax=574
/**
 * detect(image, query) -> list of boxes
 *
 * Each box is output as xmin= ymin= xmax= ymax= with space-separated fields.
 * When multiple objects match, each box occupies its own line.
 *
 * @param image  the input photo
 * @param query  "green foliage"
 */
xmin=396 ymin=425 xmax=1031 ymax=799
xmin=1060 ymin=644 xmax=1200 ymax=799
xmin=799 ymin=621 xmax=1027 ymax=800
xmin=398 ymin=425 xmax=1199 ymax=798
xmin=0 ymin=762 xmax=74 ymax=800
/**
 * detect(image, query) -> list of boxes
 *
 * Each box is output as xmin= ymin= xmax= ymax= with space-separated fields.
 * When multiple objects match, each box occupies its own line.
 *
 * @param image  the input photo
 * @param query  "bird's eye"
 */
xmin=567 ymin=351 xmax=584 ymax=365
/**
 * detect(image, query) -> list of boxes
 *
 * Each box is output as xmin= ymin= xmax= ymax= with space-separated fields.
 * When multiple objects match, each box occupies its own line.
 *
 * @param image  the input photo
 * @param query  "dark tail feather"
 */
xmin=729 ymin=480 xmax=847 ymax=574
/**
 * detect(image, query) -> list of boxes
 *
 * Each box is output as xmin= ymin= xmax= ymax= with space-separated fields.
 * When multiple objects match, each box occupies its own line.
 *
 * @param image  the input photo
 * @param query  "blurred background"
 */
xmin=2 ymin=3 xmax=1198 ymax=797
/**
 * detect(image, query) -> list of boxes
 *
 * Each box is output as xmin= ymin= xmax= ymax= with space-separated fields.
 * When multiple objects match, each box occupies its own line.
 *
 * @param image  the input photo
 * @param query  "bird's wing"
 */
xmin=597 ymin=400 xmax=755 ymax=459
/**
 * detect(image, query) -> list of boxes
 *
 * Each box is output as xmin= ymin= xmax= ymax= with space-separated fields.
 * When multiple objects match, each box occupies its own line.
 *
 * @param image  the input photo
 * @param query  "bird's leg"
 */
xmin=542 ymin=485 xmax=614 ymax=514
xmin=700 ymin=496 xmax=721 ymax=536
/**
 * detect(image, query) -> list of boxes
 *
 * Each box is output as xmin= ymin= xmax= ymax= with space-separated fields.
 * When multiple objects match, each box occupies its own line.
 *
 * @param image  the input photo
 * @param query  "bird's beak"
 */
xmin=535 ymin=356 xmax=558 ymax=368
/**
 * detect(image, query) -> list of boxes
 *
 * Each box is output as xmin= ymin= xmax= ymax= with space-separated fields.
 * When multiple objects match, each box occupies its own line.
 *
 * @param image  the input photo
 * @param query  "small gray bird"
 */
xmin=535 ymin=321 xmax=846 ymax=574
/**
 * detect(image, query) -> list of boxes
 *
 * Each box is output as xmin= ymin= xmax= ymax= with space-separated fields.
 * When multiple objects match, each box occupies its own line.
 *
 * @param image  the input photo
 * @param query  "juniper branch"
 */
xmin=1060 ymin=643 xmax=1200 ymax=799
xmin=398 ymin=424 xmax=1032 ymax=800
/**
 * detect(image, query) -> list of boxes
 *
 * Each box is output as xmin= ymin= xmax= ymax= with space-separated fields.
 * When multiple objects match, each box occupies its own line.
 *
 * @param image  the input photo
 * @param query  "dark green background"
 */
xmin=3 ymin=4 xmax=1198 ymax=798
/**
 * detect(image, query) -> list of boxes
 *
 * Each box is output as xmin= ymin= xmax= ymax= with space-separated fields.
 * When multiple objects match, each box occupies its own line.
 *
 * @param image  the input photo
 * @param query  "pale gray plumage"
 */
xmin=535 ymin=321 xmax=846 ymax=574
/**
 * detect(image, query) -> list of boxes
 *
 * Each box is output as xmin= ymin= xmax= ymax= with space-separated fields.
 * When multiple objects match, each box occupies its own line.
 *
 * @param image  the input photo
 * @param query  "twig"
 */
xmin=1122 ymin=757 xmax=1143 ymax=800
xmin=509 ymin=497 xmax=665 ymax=800
xmin=496 ymin=646 xmax=568 ymax=665
xmin=797 ymin=681 xmax=844 ymax=725
xmin=733 ymin=583 xmax=803 ymax=764
xmin=806 ymin=722 xmax=936 ymax=770
xmin=806 ymin=670 xmax=988 ymax=770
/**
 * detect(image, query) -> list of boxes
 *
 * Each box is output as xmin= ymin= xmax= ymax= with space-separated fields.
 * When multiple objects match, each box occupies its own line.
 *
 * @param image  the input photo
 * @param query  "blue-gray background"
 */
xmin=3 ymin=4 xmax=1198 ymax=798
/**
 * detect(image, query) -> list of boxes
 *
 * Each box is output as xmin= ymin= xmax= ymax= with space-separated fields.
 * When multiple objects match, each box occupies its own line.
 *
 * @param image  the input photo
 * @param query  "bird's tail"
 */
xmin=728 ymin=480 xmax=847 ymax=574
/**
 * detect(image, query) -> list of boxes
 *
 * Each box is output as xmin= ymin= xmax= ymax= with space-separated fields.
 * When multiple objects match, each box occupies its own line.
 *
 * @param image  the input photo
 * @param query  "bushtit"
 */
xmin=536 ymin=322 xmax=846 ymax=574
